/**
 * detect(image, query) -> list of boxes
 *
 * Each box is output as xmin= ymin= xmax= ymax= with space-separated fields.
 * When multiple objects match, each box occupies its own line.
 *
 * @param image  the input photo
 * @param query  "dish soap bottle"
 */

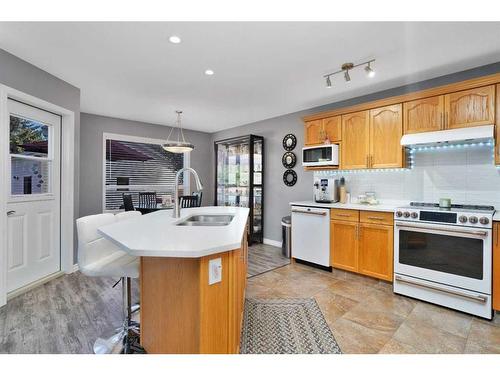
xmin=339 ymin=177 xmax=347 ymax=204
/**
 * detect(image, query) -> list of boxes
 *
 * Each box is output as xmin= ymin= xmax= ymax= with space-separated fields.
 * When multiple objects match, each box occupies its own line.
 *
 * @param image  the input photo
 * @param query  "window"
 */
xmin=10 ymin=115 xmax=52 ymax=195
xmin=103 ymin=134 xmax=189 ymax=211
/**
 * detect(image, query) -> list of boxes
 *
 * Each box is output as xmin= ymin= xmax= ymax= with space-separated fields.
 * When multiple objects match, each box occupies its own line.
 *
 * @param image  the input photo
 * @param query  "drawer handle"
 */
xmin=334 ymin=213 xmax=352 ymax=217
xmin=367 ymin=216 xmax=385 ymax=221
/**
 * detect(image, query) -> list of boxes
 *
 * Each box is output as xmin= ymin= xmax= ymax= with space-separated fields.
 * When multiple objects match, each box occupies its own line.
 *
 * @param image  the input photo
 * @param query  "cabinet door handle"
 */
xmin=445 ymin=112 xmax=448 ymax=128
xmin=7 ymin=210 xmax=15 ymax=216
xmin=370 ymin=155 xmax=374 ymax=168
xmin=366 ymin=155 xmax=370 ymax=168
xmin=440 ymin=113 xmax=444 ymax=129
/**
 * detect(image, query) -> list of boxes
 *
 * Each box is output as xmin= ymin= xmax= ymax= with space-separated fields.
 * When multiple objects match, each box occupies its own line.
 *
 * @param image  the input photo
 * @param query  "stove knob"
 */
xmin=458 ymin=215 xmax=468 ymax=223
xmin=403 ymin=211 xmax=411 ymax=218
xmin=395 ymin=211 xmax=403 ymax=218
xmin=410 ymin=212 xmax=418 ymax=219
xmin=469 ymin=216 xmax=478 ymax=224
xmin=479 ymin=217 xmax=490 ymax=225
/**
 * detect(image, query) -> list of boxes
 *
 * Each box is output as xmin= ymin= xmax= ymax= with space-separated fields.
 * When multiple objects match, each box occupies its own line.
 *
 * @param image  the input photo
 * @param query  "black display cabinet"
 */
xmin=214 ymin=135 xmax=264 ymax=244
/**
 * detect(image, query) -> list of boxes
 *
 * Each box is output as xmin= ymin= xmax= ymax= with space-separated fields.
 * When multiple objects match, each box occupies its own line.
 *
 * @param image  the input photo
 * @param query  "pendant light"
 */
xmin=162 ymin=110 xmax=195 ymax=153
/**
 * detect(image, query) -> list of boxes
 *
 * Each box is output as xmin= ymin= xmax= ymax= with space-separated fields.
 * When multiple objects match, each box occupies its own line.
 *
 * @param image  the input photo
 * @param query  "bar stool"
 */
xmin=76 ymin=211 xmax=142 ymax=354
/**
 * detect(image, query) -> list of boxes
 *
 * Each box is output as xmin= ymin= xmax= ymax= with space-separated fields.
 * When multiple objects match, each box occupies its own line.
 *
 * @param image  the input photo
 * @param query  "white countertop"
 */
xmin=98 ymin=206 xmax=250 ymax=258
xmin=494 ymin=212 xmax=500 ymax=222
xmin=290 ymin=200 xmax=410 ymax=213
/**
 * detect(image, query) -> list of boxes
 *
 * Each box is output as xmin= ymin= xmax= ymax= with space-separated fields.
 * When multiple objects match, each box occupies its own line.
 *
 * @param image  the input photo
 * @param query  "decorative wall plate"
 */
xmin=283 ymin=169 xmax=297 ymax=187
xmin=282 ymin=134 xmax=297 ymax=151
xmin=282 ymin=152 xmax=296 ymax=168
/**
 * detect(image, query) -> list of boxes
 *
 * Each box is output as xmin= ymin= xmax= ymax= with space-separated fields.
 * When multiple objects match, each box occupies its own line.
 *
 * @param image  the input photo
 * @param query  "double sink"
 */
xmin=176 ymin=214 xmax=235 ymax=227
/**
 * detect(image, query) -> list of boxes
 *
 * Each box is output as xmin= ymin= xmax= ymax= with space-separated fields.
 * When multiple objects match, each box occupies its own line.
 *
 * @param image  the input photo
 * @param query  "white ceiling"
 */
xmin=1 ymin=22 xmax=500 ymax=133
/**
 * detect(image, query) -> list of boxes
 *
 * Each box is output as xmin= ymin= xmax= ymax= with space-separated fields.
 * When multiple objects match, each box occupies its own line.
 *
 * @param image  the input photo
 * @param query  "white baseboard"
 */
xmin=263 ymin=238 xmax=282 ymax=248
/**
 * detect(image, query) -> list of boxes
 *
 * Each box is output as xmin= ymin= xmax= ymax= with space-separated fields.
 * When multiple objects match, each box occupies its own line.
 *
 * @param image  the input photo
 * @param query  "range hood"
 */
xmin=400 ymin=125 xmax=495 ymax=147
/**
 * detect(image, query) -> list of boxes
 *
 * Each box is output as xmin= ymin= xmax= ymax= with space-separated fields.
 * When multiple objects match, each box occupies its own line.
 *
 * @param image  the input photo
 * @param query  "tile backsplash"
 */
xmin=315 ymin=146 xmax=500 ymax=208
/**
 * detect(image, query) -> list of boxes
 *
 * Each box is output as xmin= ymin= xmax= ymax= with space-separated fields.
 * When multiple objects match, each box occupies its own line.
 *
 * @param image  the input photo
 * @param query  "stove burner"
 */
xmin=409 ymin=202 xmax=495 ymax=211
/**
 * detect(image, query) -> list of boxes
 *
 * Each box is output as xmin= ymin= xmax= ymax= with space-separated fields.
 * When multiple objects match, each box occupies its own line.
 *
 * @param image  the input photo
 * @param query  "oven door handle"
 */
xmin=395 ymin=222 xmax=489 ymax=237
xmin=395 ymin=275 xmax=488 ymax=303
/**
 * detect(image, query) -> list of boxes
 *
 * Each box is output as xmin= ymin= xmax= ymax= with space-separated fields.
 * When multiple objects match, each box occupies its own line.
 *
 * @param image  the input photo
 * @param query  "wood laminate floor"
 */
xmin=247 ymin=243 xmax=290 ymax=277
xmin=0 ymin=272 xmax=139 ymax=354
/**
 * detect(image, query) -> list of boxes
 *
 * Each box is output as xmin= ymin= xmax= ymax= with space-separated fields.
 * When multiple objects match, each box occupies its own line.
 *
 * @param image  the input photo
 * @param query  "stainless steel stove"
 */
xmin=393 ymin=202 xmax=495 ymax=319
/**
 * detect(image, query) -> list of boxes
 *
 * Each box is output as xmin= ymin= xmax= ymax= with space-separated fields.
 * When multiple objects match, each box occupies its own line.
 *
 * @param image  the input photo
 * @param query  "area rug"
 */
xmin=240 ymin=298 xmax=342 ymax=354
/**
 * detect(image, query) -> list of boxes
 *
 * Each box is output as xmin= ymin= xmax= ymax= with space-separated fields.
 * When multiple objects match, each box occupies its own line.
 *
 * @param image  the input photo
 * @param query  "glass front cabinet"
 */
xmin=214 ymin=135 xmax=264 ymax=244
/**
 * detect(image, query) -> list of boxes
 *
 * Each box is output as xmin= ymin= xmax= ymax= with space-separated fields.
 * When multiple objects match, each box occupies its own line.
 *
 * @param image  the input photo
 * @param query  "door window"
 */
xmin=9 ymin=114 xmax=52 ymax=195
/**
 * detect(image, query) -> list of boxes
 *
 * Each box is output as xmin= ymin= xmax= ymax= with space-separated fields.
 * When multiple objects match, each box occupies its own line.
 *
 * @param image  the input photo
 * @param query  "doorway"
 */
xmin=5 ymin=99 xmax=61 ymax=293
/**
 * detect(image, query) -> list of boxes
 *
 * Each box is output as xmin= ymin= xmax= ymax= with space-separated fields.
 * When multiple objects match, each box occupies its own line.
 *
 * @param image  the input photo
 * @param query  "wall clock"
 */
xmin=283 ymin=170 xmax=297 ymax=187
xmin=282 ymin=152 xmax=296 ymax=168
xmin=282 ymin=134 xmax=297 ymax=151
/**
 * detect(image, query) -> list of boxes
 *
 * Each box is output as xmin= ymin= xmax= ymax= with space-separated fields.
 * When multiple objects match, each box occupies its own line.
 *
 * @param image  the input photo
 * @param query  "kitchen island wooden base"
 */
xmin=140 ymin=239 xmax=247 ymax=354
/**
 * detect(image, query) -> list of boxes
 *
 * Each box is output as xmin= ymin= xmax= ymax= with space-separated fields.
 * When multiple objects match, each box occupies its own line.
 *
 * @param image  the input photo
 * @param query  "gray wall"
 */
xmin=0 ymin=48 xmax=81 ymax=258
xmin=212 ymin=61 xmax=500 ymax=242
xmin=79 ymin=113 xmax=213 ymax=218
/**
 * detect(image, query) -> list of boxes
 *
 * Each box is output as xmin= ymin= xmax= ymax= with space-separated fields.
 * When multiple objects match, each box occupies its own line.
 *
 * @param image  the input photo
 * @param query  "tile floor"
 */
xmin=246 ymin=262 xmax=500 ymax=354
xmin=247 ymin=243 xmax=290 ymax=277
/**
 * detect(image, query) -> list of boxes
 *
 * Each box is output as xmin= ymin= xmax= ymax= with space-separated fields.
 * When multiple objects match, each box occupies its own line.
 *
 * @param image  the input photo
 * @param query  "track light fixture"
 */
xmin=323 ymin=59 xmax=375 ymax=88
xmin=325 ymin=75 xmax=332 ymax=88
xmin=365 ymin=62 xmax=375 ymax=78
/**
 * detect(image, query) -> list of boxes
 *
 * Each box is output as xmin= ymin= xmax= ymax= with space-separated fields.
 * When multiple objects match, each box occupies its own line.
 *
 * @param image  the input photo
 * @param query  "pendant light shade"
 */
xmin=162 ymin=110 xmax=194 ymax=153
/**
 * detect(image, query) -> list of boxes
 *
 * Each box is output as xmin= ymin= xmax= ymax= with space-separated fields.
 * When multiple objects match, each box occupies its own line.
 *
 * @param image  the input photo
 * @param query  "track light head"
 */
xmin=326 ymin=76 xmax=332 ymax=88
xmin=365 ymin=62 xmax=375 ymax=78
xmin=344 ymin=70 xmax=351 ymax=82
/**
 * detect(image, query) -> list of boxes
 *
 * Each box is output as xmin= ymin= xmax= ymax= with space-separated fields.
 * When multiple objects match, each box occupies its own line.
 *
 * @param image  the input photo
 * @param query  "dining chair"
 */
xmin=138 ymin=192 xmax=157 ymax=208
xmin=179 ymin=195 xmax=200 ymax=208
xmin=192 ymin=191 xmax=203 ymax=207
xmin=122 ymin=193 xmax=135 ymax=211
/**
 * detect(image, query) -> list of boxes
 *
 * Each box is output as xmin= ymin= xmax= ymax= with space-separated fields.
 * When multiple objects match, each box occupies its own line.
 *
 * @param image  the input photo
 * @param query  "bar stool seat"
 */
xmin=76 ymin=211 xmax=142 ymax=354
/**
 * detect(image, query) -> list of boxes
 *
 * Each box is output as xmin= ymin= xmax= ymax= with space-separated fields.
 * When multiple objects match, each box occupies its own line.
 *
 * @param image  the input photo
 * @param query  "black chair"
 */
xmin=138 ymin=192 xmax=157 ymax=208
xmin=122 ymin=193 xmax=135 ymax=212
xmin=192 ymin=191 xmax=202 ymax=207
xmin=179 ymin=195 xmax=200 ymax=208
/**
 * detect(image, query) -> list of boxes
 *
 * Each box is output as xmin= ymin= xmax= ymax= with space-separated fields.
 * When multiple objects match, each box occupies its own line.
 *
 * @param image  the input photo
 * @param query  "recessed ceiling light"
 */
xmin=169 ymin=35 xmax=181 ymax=44
xmin=204 ymin=69 xmax=215 ymax=76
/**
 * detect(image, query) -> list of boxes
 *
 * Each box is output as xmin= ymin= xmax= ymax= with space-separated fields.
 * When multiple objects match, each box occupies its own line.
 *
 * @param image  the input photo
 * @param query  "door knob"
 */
xmin=7 ymin=210 xmax=15 ymax=216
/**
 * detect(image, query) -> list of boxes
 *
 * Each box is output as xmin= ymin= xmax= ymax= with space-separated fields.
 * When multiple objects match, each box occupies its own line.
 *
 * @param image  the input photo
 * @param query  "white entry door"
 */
xmin=5 ymin=99 xmax=61 ymax=293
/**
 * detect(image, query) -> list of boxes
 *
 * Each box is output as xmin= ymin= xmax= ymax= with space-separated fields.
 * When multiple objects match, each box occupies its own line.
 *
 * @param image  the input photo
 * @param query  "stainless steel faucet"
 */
xmin=173 ymin=167 xmax=203 ymax=218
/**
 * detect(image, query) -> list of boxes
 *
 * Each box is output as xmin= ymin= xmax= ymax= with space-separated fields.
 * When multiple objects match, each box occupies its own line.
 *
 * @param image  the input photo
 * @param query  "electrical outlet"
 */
xmin=208 ymin=258 xmax=222 ymax=285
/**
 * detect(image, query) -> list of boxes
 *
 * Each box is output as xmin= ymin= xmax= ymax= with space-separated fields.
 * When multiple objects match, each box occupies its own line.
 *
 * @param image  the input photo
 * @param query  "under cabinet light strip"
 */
xmin=408 ymin=142 xmax=494 ymax=153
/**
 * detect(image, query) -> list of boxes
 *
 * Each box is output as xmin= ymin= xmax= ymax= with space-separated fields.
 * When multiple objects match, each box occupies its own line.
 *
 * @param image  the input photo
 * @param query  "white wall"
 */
xmin=315 ymin=146 xmax=500 ymax=208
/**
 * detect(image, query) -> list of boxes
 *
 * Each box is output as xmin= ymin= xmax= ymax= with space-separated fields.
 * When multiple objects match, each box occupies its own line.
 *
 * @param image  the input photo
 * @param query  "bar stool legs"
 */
xmin=93 ymin=277 xmax=140 ymax=354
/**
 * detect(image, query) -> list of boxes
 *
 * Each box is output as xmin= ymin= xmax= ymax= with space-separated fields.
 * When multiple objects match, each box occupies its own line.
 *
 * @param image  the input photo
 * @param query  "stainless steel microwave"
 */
xmin=302 ymin=144 xmax=339 ymax=167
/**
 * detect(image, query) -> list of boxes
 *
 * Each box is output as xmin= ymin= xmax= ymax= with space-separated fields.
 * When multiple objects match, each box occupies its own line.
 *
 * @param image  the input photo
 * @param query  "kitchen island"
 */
xmin=99 ymin=206 xmax=250 ymax=354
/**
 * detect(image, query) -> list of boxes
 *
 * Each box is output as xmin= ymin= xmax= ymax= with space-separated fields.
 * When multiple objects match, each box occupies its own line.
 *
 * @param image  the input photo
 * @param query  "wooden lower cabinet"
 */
xmin=330 ymin=220 xmax=358 ymax=273
xmin=140 ymin=235 xmax=248 ymax=354
xmin=330 ymin=209 xmax=394 ymax=281
xmin=358 ymin=223 xmax=393 ymax=281
xmin=493 ymin=222 xmax=500 ymax=311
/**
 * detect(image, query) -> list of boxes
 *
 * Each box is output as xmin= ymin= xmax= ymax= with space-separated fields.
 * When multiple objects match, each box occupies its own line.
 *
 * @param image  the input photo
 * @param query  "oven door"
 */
xmin=394 ymin=221 xmax=491 ymax=294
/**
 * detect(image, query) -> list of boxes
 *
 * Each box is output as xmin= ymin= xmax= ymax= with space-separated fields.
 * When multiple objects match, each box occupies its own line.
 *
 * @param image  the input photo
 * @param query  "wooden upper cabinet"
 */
xmin=323 ymin=116 xmax=341 ymax=142
xmin=304 ymin=120 xmax=323 ymax=145
xmin=330 ymin=220 xmax=358 ymax=273
xmin=369 ymin=104 xmax=403 ymax=168
xmin=403 ymin=96 xmax=444 ymax=134
xmin=341 ymin=111 xmax=370 ymax=169
xmin=444 ymin=85 xmax=495 ymax=129
xmin=358 ymin=223 xmax=393 ymax=282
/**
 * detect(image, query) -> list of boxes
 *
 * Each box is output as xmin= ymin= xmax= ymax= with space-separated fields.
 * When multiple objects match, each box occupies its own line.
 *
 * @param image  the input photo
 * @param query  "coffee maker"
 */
xmin=313 ymin=176 xmax=339 ymax=203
